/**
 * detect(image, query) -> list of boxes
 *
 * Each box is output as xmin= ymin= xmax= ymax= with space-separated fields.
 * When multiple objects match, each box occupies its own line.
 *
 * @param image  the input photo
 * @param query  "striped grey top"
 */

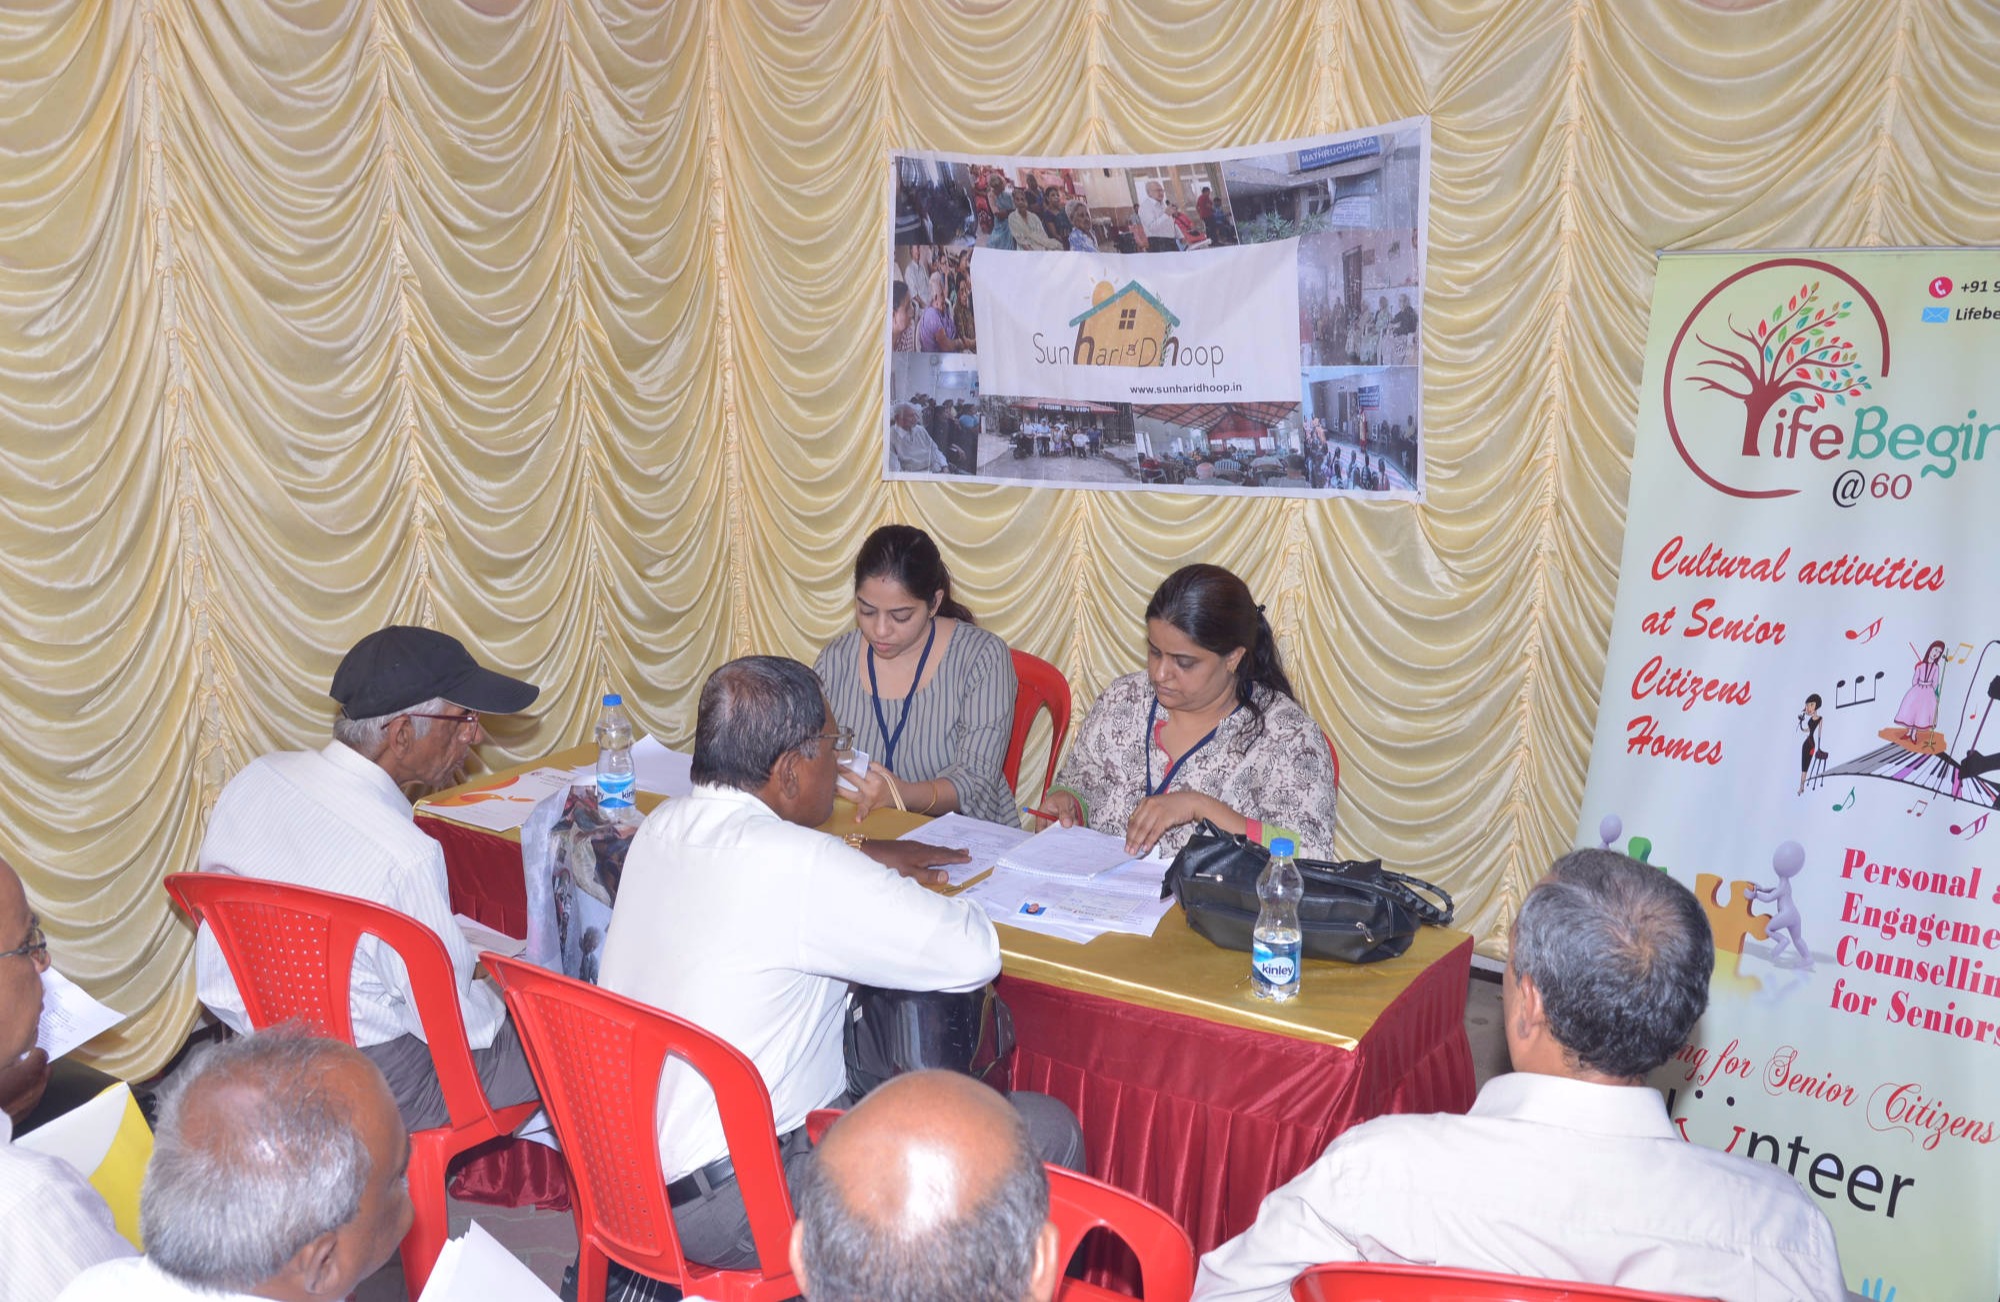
xmin=814 ymin=622 xmax=1019 ymax=826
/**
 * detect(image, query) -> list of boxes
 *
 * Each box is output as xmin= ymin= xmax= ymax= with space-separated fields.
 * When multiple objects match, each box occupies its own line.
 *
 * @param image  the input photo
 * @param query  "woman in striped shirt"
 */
xmin=815 ymin=525 xmax=1020 ymax=826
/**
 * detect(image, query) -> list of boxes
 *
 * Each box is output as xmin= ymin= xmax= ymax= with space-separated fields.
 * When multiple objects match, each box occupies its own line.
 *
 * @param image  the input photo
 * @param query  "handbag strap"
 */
xmin=1375 ymin=869 xmax=1455 ymax=927
xmin=1297 ymin=857 xmax=1456 ymax=928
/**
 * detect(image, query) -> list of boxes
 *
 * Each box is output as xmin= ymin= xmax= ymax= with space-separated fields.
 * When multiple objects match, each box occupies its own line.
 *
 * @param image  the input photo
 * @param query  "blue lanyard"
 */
xmin=1144 ymin=696 xmax=1231 ymax=797
xmin=866 ymin=620 xmax=937 ymax=772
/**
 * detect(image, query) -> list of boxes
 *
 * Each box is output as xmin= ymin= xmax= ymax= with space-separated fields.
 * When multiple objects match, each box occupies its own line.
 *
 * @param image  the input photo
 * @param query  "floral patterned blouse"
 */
xmin=1050 ymin=672 xmax=1340 ymax=860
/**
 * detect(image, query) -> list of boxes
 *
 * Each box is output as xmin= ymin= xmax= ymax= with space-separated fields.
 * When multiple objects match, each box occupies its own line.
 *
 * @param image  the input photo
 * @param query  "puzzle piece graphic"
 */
xmin=1695 ymin=873 xmax=1770 ymax=957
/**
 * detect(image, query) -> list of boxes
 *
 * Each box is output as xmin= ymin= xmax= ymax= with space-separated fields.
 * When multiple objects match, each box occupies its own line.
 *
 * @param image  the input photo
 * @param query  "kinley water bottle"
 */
xmin=1252 ymin=837 xmax=1303 ymax=1001
xmin=595 ymin=693 xmax=638 ymax=826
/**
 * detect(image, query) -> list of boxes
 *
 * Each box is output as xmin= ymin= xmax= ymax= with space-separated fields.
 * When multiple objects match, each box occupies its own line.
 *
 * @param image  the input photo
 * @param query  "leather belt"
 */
xmin=666 ymin=1127 xmax=804 ymax=1208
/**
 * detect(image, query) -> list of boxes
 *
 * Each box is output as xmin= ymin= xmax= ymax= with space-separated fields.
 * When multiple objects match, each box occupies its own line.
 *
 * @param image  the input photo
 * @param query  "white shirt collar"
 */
xmin=320 ymin=740 xmax=411 ymax=813
xmin=1470 ymin=1071 xmax=1679 ymax=1141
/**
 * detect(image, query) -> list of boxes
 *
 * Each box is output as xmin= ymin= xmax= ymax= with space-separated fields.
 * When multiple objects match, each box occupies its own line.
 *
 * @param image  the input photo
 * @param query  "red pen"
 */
xmin=1022 ymin=806 xmax=1060 ymax=822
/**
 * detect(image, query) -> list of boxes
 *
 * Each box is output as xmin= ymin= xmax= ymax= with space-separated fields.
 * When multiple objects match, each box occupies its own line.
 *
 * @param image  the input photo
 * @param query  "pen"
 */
xmin=1022 ymin=807 xmax=1060 ymax=822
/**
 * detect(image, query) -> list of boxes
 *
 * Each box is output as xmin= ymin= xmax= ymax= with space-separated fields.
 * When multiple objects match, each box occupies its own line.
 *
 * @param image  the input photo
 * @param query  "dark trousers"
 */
xmin=361 ymin=1019 xmax=539 ymax=1132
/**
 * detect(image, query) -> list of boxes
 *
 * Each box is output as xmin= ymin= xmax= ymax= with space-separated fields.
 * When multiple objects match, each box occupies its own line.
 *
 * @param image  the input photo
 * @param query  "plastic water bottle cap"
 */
xmin=1269 ymin=837 xmax=1295 ymax=857
xmin=603 ymin=693 xmax=622 ymax=706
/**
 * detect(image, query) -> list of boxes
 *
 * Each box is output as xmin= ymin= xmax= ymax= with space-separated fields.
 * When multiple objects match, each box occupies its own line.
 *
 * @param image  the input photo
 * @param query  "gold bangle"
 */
xmin=843 ymin=833 xmax=867 ymax=850
xmin=886 ymin=778 xmax=907 ymax=813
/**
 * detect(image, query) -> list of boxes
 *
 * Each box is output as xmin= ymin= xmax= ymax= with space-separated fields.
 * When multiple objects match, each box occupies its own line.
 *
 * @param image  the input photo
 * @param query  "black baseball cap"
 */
xmin=330 ymin=626 xmax=541 ymax=719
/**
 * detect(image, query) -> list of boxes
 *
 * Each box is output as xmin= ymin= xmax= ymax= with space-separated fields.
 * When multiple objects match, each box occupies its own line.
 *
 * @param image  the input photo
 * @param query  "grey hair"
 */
xmin=891 ymin=401 xmax=921 ymax=423
xmin=1512 ymin=849 xmax=1714 ymax=1079
xmin=689 ymin=656 xmax=828 ymax=791
xmin=331 ymin=694 xmax=448 ymax=754
xmin=795 ymin=1106 xmax=1048 ymax=1302
xmin=142 ymin=1030 xmax=375 ymax=1291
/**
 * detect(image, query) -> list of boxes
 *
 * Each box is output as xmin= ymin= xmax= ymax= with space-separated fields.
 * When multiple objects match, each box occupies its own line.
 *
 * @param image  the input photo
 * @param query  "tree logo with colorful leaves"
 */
xmin=1663 ymin=259 xmax=1891 ymax=500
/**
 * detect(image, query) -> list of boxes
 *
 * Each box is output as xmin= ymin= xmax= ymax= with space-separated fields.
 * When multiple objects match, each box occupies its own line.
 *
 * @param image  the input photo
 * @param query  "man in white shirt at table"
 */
xmin=1192 ymin=849 xmax=1848 ymax=1302
xmin=599 ymin=655 xmax=1083 ymax=1275
xmin=193 ymin=625 xmax=542 ymax=1131
xmin=0 ymin=855 xmax=133 ymax=1300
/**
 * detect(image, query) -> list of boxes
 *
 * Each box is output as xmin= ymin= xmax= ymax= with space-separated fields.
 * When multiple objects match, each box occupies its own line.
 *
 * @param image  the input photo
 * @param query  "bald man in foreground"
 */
xmin=58 ymin=1031 xmax=413 ymax=1302
xmin=791 ymin=1070 xmax=1062 ymax=1302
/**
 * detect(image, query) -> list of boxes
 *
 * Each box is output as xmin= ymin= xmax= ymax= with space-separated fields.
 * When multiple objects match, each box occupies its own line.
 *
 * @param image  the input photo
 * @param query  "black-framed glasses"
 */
xmin=405 ymin=710 xmax=481 ymax=732
xmin=1 ymin=916 xmax=48 ymax=966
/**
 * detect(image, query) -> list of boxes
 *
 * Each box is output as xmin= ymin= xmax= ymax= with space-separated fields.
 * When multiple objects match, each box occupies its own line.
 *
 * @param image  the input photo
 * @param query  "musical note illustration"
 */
xmin=1906 ymin=797 xmax=1928 ymax=817
xmin=1954 ymin=641 xmax=1975 ymax=665
xmin=1832 ymin=787 xmax=1858 ymax=812
xmin=1835 ymin=671 xmax=1885 ymax=709
xmin=1950 ymin=813 xmax=1988 ymax=839
xmin=1845 ymin=618 xmax=1883 ymax=644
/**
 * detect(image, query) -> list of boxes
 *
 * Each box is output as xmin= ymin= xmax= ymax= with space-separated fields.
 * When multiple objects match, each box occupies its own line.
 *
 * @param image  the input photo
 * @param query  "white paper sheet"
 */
xmin=959 ymin=867 xmax=1176 ymax=941
xmin=454 ymin=914 xmax=527 ymax=959
xmin=895 ymin=810 xmax=1033 ymax=887
xmin=35 ymin=968 xmax=126 ymax=1060
xmin=419 ymin=1221 xmax=563 ymax=1302
xmin=991 ymin=822 xmax=1136 ymax=880
xmin=13 ymin=1081 xmax=133 ymax=1176
xmin=418 ymin=766 xmax=585 ymax=833
xmin=631 ymin=735 xmax=694 ymax=797
xmin=834 ymin=747 xmax=872 ymax=796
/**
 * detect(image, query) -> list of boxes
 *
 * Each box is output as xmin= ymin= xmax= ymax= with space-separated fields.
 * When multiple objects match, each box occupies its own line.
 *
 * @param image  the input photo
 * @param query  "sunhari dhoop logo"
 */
xmin=1065 ymin=280 xmax=1185 ymax=367
xmin=1664 ymin=258 xmax=1890 ymax=499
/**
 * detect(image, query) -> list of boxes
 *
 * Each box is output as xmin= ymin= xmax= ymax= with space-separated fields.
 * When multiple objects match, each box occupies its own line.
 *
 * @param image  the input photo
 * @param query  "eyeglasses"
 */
xmin=816 ymin=726 xmax=855 ymax=753
xmin=405 ymin=710 xmax=481 ymax=732
xmin=1 ymin=916 xmax=48 ymax=967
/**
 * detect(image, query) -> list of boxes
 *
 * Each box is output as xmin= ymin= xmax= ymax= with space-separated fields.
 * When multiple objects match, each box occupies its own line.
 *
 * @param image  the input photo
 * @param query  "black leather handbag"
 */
xmin=844 ymin=984 xmax=1015 ymax=1098
xmin=1162 ymin=819 xmax=1454 ymax=964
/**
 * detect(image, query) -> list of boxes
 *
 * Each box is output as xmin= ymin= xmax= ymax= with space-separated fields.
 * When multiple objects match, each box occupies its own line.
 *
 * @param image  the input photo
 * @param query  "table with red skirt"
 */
xmin=420 ymin=773 xmax=1476 ymax=1258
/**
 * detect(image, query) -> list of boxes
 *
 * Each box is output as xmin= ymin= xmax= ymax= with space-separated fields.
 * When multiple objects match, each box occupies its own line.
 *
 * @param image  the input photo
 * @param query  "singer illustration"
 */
xmin=1797 ymin=694 xmax=1827 ymax=795
xmin=1894 ymin=640 xmax=1947 ymax=741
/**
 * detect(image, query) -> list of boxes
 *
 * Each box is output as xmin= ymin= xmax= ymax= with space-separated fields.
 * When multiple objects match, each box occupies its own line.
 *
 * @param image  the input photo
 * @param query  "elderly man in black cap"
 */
xmin=193 ymin=626 xmax=542 ymax=1129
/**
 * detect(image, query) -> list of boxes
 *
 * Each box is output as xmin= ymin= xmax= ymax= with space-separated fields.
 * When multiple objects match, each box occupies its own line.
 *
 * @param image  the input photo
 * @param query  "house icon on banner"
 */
xmin=1070 ymin=280 xmax=1180 ymax=366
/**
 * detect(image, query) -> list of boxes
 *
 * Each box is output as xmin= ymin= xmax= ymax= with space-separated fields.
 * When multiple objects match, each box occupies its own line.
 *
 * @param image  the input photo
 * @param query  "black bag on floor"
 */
xmin=844 ymin=984 xmax=1015 ymax=1098
xmin=1162 ymin=819 xmax=1454 ymax=964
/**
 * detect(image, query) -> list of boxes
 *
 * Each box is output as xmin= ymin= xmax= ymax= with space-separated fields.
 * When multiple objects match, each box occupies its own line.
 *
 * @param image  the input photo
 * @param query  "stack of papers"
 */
xmin=991 ymin=824 xmax=1138 ymax=880
xmin=631 ymin=736 xmax=694 ymax=797
xmin=895 ymin=811 xmax=1032 ymax=887
xmin=418 ymin=766 xmax=589 ymax=833
xmin=943 ymin=824 xmax=1176 ymax=943
xmin=419 ymin=737 xmax=699 ymax=834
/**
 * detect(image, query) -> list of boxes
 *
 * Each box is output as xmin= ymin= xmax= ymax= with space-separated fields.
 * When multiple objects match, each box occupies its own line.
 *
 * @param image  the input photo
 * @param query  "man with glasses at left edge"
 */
xmin=193 ymin=625 xmax=543 ymax=1131
xmin=1 ymin=854 xmax=135 ymax=1299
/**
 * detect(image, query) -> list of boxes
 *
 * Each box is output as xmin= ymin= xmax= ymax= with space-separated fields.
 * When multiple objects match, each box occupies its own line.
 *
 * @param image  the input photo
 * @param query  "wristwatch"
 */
xmin=844 ymin=833 xmax=868 ymax=850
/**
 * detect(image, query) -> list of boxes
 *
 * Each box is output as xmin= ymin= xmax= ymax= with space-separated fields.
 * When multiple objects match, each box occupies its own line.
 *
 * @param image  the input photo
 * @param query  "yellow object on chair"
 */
xmin=16 ymin=1082 xmax=154 ymax=1248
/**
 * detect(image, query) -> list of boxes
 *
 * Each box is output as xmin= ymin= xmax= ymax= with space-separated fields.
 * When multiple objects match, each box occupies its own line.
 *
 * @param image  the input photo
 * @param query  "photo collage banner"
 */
xmin=1579 ymin=248 xmax=2000 ymax=1300
xmin=885 ymin=120 xmax=1430 ymax=499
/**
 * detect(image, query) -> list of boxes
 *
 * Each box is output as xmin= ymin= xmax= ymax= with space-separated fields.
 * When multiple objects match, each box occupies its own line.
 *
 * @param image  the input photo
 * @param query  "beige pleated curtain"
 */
xmin=3 ymin=0 xmax=1996 ymax=1077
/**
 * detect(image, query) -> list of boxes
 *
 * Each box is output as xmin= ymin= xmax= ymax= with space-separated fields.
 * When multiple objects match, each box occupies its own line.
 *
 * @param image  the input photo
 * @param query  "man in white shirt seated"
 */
xmin=599 ymin=655 xmax=1084 ymax=1275
xmin=0 ymin=855 xmax=133 ymax=1301
xmin=1193 ymin=849 xmax=1849 ymax=1302
xmin=194 ymin=625 xmax=542 ymax=1130
xmin=790 ymin=1070 xmax=1061 ymax=1302
xmin=58 ymin=1030 xmax=411 ymax=1302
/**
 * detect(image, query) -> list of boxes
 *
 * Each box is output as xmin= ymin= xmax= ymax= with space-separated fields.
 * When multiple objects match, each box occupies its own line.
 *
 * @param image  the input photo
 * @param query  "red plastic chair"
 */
xmin=162 ymin=873 xmax=540 ymax=1300
xmin=1048 ymin=1165 xmax=1195 ymax=1302
xmin=1005 ymin=648 xmax=1073 ymax=802
xmin=804 ymin=1108 xmax=1192 ymax=1302
xmin=480 ymin=953 xmax=798 ymax=1302
xmin=1291 ymin=1262 xmax=1708 ymax=1301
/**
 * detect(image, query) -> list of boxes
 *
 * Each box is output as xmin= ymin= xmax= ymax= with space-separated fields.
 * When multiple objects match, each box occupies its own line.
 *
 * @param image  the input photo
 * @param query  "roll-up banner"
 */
xmin=1579 ymin=249 xmax=2000 ymax=1300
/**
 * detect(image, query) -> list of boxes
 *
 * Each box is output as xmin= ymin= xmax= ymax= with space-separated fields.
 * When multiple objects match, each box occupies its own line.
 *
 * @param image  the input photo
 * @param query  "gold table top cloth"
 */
xmin=421 ymin=744 xmax=1473 ymax=1052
